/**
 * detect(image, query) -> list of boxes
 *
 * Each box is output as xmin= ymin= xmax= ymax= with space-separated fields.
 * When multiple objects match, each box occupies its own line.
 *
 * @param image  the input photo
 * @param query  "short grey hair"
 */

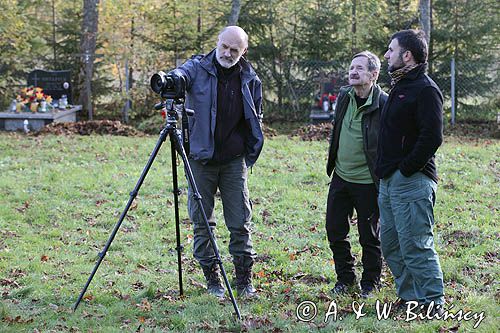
xmin=353 ymin=51 xmax=381 ymax=73
xmin=352 ymin=51 xmax=381 ymax=82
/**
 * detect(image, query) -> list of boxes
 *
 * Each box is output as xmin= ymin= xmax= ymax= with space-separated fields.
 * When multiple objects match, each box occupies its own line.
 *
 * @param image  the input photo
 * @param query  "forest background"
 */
xmin=0 ymin=1 xmax=499 ymax=331
xmin=0 ymin=0 xmax=498 ymax=127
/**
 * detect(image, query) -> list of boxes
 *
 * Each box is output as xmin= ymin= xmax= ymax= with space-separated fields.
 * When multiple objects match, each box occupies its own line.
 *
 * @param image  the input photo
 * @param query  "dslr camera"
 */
xmin=150 ymin=71 xmax=186 ymax=99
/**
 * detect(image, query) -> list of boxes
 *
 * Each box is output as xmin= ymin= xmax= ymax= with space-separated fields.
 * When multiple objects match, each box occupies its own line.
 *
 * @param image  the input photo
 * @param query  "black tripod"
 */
xmin=73 ymin=98 xmax=241 ymax=319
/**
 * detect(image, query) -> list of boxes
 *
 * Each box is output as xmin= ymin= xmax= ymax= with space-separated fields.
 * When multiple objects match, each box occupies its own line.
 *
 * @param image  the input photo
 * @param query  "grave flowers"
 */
xmin=15 ymin=87 xmax=53 ymax=113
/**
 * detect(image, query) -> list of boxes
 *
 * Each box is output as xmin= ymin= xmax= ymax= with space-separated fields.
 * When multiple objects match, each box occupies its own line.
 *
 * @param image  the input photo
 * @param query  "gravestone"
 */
xmin=27 ymin=69 xmax=72 ymax=103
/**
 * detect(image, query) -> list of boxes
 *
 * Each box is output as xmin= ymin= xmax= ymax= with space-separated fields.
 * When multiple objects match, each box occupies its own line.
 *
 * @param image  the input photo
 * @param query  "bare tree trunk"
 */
xmin=197 ymin=0 xmax=202 ymax=50
xmin=122 ymin=59 xmax=130 ymax=124
xmin=122 ymin=0 xmax=135 ymax=124
xmin=78 ymin=0 xmax=100 ymax=120
xmin=428 ymin=0 xmax=434 ymax=73
xmin=351 ymin=0 xmax=357 ymax=54
xmin=228 ymin=0 xmax=241 ymax=25
xmin=419 ymin=0 xmax=431 ymax=45
xmin=51 ymin=0 xmax=57 ymax=69
xmin=173 ymin=1 xmax=178 ymax=62
xmin=129 ymin=0 xmax=135 ymax=91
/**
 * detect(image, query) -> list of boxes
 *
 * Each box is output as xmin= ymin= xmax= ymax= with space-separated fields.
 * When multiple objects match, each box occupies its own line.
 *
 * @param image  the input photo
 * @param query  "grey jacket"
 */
xmin=172 ymin=49 xmax=264 ymax=167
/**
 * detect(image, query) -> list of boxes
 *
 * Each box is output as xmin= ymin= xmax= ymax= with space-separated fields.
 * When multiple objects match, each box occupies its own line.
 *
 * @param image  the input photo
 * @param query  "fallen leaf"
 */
xmin=137 ymin=263 xmax=148 ymax=270
xmin=317 ymin=291 xmax=331 ymax=301
xmin=189 ymin=277 xmax=206 ymax=289
xmin=16 ymin=201 xmax=30 ymax=213
xmin=132 ymin=281 xmax=145 ymax=290
xmin=0 ymin=278 xmax=20 ymax=288
xmin=197 ymin=321 xmax=214 ymax=330
xmin=242 ymin=315 xmax=273 ymax=330
xmin=135 ymin=299 xmax=151 ymax=312
xmin=95 ymin=199 xmax=108 ymax=207
xmin=82 ymin=311 xmax=92 ymax=319
xmin=4 ymin=315 xmax=33 ymax=324
xmin=41 ymin=255 xmax=49 ymax=262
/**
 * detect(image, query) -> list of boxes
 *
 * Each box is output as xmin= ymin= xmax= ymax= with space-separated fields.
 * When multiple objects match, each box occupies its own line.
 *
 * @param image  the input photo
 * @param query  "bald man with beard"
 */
xmin=169 ymin=26 xmax=263 ymax=298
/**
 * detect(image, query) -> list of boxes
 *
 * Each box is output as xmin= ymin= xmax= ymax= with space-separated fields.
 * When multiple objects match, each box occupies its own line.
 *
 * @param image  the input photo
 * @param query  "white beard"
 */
xmin=216 ymin=48 xmax=241 ymax=68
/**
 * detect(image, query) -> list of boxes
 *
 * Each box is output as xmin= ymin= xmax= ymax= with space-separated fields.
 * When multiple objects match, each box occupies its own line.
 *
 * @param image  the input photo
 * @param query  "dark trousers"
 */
xmin=325 ymin=173 xmax=382 ymax=288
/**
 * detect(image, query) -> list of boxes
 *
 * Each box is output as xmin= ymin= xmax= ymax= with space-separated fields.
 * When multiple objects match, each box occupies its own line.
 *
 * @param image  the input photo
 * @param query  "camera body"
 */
xmin=150 ymin=71 xmax=186 ymax=99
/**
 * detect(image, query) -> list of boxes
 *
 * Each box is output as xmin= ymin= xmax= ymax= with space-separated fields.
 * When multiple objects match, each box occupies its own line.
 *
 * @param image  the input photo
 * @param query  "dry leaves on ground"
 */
xmin=291 ymin=123 xmax=332 ymax=141
xmin=35 ymin=120 xmax=144 ymax=136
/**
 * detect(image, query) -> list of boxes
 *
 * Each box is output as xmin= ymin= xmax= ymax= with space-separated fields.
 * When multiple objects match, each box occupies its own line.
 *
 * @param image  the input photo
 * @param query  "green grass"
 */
xmin=0 ymin=131 xmax=498 ymax=332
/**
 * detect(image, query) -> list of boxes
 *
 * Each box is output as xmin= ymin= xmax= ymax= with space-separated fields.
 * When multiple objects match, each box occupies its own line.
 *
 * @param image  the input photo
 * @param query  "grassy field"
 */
xmin=0 ymin=130 xmax=498 ymax=332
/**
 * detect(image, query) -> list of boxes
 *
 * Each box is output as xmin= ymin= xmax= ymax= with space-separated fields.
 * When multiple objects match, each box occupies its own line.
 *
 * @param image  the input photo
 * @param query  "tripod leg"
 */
xmin=170 ymin=138 xmax=184 ymax=296
xmin=73 ymin=129 xmax=169 ymax=311
xmin=169 ymin=129 xmax=242 ymax=320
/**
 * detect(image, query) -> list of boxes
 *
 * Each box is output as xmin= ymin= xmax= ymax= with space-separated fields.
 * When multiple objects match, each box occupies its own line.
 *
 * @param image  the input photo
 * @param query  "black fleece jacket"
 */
xmin=375 ymin=65 xmax=443 ymax=183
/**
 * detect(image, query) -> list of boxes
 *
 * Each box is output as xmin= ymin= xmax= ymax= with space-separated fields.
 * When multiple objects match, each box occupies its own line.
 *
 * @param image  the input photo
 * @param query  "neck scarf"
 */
xmin=389 ymin=63 xmax=424 ymax=86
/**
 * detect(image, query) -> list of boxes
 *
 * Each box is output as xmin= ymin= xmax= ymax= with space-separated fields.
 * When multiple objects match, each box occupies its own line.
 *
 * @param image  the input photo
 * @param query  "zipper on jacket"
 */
xmin=401 ymin=136 xmax=405 ymax=150
xmin=365 ymin=124 xmax=369 ymax=146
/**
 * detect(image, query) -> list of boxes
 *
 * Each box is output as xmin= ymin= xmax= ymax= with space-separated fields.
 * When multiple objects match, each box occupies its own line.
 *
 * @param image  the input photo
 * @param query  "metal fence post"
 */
xmin=451 ymin=57 xmax=456 ymax=125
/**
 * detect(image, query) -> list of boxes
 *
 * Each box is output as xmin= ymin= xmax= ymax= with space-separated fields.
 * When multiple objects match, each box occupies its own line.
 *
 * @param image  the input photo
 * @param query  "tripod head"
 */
xmin=154 ymin=98 xmax=194 ymax=128
xmin=155 ymin=97 xmax=194 ymax=155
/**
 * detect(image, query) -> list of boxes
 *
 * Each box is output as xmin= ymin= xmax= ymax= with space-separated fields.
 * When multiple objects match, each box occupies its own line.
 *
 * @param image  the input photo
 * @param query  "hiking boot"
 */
xmin=201 ymin=263 xmax=225 ymax=298
xmin=392 ymin=298 xmax=412 ymax=313
xmin=420 ymin=302 xmax=445 ymax=318
xmin=330 ymin=282 xmax=353 ymax=296
xmin=360 ymin=283 xmax=378 ymax=299
xmin=234 ymin=261 xmax=258 ymax=298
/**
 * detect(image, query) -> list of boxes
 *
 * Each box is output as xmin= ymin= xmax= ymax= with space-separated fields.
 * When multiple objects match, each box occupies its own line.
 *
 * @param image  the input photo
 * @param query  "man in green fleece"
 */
xmin=326 ymin=51 xmax=388 ymax=298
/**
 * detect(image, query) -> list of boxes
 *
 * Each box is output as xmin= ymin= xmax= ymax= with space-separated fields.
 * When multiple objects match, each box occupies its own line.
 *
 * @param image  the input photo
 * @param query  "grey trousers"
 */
xmin=187 ymin=156 xmax=255 ymax=268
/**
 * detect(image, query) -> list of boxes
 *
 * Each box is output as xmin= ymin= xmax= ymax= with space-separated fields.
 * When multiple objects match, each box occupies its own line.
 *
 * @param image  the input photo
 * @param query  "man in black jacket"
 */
xmin=326 ymin=51 xmax=387 ymax=298
xmin=376 ymin=29 xmax=444 ymax=311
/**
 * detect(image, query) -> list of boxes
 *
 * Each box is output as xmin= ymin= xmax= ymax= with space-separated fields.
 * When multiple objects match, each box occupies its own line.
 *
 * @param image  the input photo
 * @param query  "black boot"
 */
xmin=234 ymin=258 xmax=257 ymax=298
xmin=201 ymin=263 xmax=225 ymax=298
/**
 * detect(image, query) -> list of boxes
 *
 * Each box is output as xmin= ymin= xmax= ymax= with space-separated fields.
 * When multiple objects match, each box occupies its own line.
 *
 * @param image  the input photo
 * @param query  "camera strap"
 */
xmin=181 ymin=109 xmax=190 ymax=156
